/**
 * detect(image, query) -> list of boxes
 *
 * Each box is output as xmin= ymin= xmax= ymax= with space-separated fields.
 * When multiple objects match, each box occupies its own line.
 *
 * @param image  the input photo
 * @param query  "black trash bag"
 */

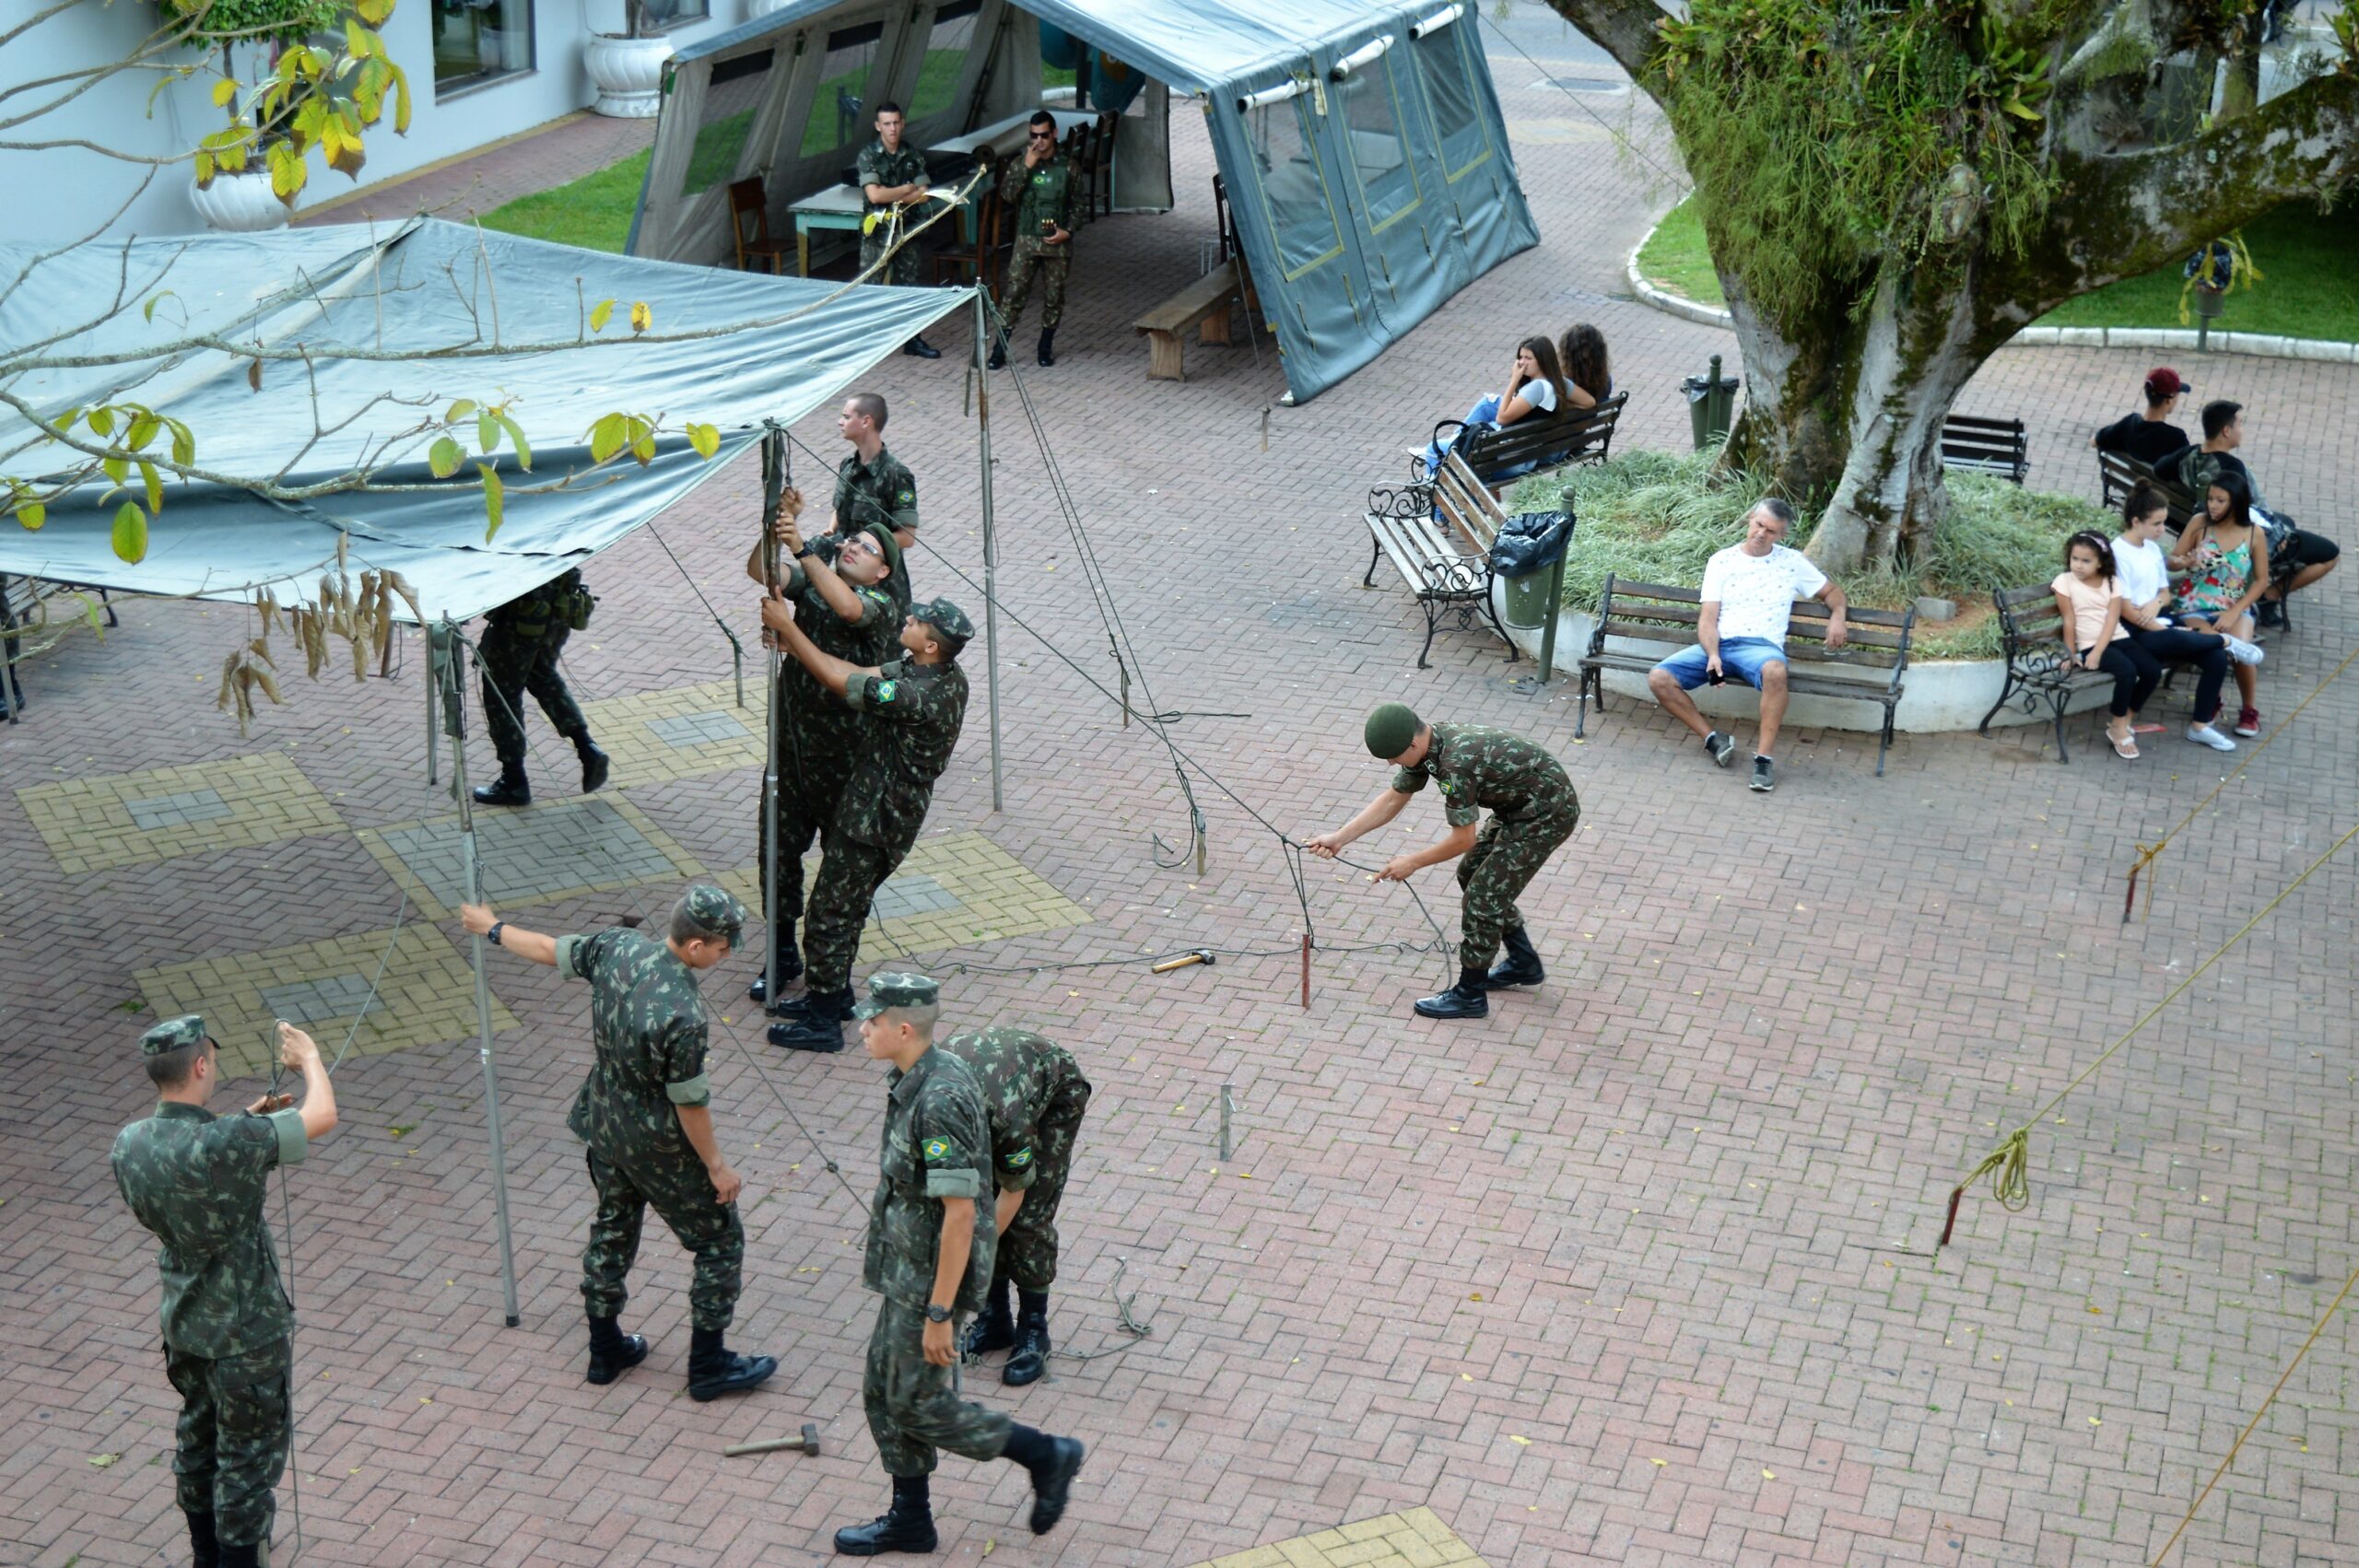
xmin=1489 ymin=510 xmax=1572 ymax=579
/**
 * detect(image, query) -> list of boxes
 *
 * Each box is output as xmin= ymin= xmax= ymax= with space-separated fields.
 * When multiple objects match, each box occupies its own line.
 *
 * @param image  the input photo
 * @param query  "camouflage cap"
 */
xmin=141 ymin=1014 xmax=209 ymax=1056
xmin=675 ymin=883 xmax=748 ymax=944
xmin=1364 ymin=702 xmax=1422 ymax=758
xmin=910 ymin=597 xmax=973 ymax=653
xmin=852 ymin=971 xmax=941 ymax=1020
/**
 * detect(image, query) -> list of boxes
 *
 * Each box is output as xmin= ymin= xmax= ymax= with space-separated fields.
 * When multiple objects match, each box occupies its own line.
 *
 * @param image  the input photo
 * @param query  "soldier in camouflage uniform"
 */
xmin=833 ymin=972 xmax=1085 ymax=1556
xmin=942 ymin=1025 xmax=1092 ymax=1387
xmin=1309 ymin=704 xmax=1580 ymax=1021
xmin=757 ymin=594 xmax=972 ymax=1053
xmin=741 ymin=485 xmax=905 ymax=1024
xmin=986 ymin=111 xmax=1078 ymax=369
xmin=471 ymin=567 xmax=609 ymax=808
xmin=823 ymin=392 xmax=921 ymax=612
xmin=460 ymin=885 xmax=779 ymax=1399
xmin=112 ymin=1013 xmax=339 ymax=1568
xmin=857 ymin=101 xmax=945 ymax=358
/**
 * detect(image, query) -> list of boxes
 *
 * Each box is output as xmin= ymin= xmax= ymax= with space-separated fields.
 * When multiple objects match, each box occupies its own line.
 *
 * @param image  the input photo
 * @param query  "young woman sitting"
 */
xmin=2052 ymin=531 xmax=2160 ymax=759
xmin=2168 ymin=471 xmax=2271 ymax=738
xmin=2110 ymin=484 xmax=2255 ymax=753
xmin=1557 ymin=322 xmax=1613 ymax=411
xmin=1416 ymin=335 xmax=1574 ymax=486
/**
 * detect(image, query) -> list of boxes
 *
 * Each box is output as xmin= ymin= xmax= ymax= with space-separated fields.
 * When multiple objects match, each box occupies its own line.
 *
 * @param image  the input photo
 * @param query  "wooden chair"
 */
xmin=933 ymin=187 xmax=1012 ymax=299
xmin=1089 ymin=111 xmax=1119 ymax=217
xmin=1211 ymin=173 xmax=1259 ymax=319
xmin=1061 ymin=120 xmax=1097 ymax=228
xmin=727 ymin=178 xmax=795 ymax=275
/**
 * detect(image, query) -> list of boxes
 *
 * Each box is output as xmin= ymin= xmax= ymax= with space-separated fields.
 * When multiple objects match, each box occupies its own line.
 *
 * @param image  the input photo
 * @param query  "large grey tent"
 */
xmin=638 ymin=0 xmax=1538 ymax=403
xmin=0 ymin=217 xmax=973 ymax=619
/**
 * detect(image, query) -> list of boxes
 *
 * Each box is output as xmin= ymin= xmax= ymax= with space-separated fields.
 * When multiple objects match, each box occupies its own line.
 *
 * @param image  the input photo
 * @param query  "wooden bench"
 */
xmin=1573 ymin=576 xmax=1914 ymax=776
xmin=1418 ymin=392 xmax=1627 ymax=492
xmin=1361 ymin=450 xmax=1523 ymax=670
xmin=2 ymin=573 xmax=116 ymax=722
xmin=2096 ymin=451 xmax=2307 ymax=635
xmin=1978 ymin=581 xmax=2221 ymax=762
xmin=1940 ymin=414 xmax=2029 ymax=485
xmin=1133 ymin=258 xmax=1239 ymax=380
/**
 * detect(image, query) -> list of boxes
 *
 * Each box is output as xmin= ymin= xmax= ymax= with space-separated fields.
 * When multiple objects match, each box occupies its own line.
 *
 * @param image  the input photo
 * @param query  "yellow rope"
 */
xmin=2123 ymin=640 xmax=2359 ymax=919
xmin=2149 ymin=1255 xmax=2359 ymax=1565
xmin=1953 ymin=815 xmax=2359 ymax=1225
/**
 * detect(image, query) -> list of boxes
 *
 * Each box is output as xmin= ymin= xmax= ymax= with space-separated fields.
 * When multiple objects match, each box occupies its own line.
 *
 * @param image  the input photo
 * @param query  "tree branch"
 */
xmin=1537 ymin=0 xmax=1672 ymax=92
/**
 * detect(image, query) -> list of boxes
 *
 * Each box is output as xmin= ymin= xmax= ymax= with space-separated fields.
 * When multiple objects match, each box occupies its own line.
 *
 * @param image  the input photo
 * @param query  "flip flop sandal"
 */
xmin=2110 ymin=733 xmax=2140 ymax=759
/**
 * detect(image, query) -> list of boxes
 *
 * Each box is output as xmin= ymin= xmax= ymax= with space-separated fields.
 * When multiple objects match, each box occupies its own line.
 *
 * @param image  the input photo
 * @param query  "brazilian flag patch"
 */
xmin=874 ymin=679 xmax=898 ymax=704
xmin=1005 ymin=1147 xmax=1034 ymax=1169
xmin=897 ymin=488 xmax=914 ymax=504
xmin=921 ymin=1137 xmax=954 ymax=1164
xmin=1438 ymin=777 xmax=1461 ymax=796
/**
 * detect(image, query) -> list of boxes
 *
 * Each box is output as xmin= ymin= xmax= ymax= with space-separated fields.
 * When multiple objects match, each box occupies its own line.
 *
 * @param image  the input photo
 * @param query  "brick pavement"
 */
xmin=6 ymin=22 xmax=2357 ymax=1568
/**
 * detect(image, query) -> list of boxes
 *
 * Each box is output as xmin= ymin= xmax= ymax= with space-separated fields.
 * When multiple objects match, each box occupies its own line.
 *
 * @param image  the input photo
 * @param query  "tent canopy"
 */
xmin=0 ymin=218 xmax=972 ymax=622
xmin=638 ymin=0 xmax=1537 ymax=402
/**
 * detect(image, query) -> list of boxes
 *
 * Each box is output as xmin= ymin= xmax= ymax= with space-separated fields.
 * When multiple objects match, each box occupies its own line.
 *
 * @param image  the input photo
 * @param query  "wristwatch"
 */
xmin=487 ymin=921 xmax=505 ymax=948
xmin=924 ymin=1303 xmax=953 ymax=1324
xmin=794 ymin=545 xmax=816 ymax=560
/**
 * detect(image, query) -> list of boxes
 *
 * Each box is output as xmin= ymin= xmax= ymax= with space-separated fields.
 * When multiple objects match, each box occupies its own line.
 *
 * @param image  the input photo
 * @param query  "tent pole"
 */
xmin=759 ymin=427 xmax=786 ymax=1009
xmin=425 ymin=646 xmax=439 ymax=787
xmin=973 ymin=289 xmax=1003 ymax=813
xmin=435 ymin=619 xmax=522 ymax=1328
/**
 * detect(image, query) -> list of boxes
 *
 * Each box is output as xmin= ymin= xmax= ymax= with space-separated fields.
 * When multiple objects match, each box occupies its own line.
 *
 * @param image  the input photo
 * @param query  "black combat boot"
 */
xmin=962 ymin=1271 xmax=1015 ymax=1360
xmin=687 ymin=1325 xmax=778 ymax=1401
xmin=768 ymin=986 xmax=852 ymax=1051
xmin=834 ymin=1474 xmax=938 ymax=1556
xmin=186 ymin=1510 xmax=221 ymax=1568
xmin=902 ymin=334 xmax=943 ymax=359
xmin=216 ymin=1542 xmax=262 ymax=1568
xmin=573 ymin=731 xmax=610 ymax=794
xmin=1483 ymin=926 xmax=1545 ymax=989
xmin=987 ymin=334 xmax=1009 ymax=370
xmin=1003 ymin=1289 xmax=1050 ymax=1387
xmin=1036 ymin=327 xmax=1056 ymax=367
xmin=471 ymin=763 xmax=530 ymax=807
xmin=585 ymin=1313 xmax=648 ymax=1386
xmin=1002 ymin=1424 xmax=1085 ymax=1536
xmin=1412 ymin=967 xmax=1492 ymax=1020
xmin=746 ymin=930 xmax=805 ymax=1007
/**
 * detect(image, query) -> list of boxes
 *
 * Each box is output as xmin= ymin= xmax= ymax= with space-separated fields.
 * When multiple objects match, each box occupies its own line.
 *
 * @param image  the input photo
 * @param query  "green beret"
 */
xmin=910 ymin=597 xmax=972 ymax=653
xmin=861 ymin=522 xmax=904 ymax=580
xmin=675 ymin=883 xmax=748 ymax=942
xmin=1364 ymin=703 xmax=1422 ymax=759
xmin=141 ymin=1014 xmax=208 ymax=1056
xmin=853 ymin=971 xmax=940 ymax=1020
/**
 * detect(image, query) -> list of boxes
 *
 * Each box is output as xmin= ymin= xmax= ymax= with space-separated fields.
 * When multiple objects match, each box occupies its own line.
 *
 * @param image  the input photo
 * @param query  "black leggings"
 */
xmin=2128 ymin=626 xmax=2227 ymax=724
xmin=2083 ymin=639 xmax=2162 ymax=718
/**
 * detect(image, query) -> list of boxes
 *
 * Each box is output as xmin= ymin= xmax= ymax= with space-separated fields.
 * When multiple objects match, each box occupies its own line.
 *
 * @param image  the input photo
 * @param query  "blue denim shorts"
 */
xmin=1655 ymin=637 xmax=1788 ymax=691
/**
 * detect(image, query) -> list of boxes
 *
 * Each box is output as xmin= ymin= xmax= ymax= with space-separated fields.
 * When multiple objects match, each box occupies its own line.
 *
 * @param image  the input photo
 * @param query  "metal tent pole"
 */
xmin=432 ymin=620 xmax=522 ymax=1328
xmin=974 ymin=289 xmax=1003 ymax=812
xmin=425 ymin=644 xmax=440 ymax=786
xmin=759 ymin=426 xmax=787 ymax=1007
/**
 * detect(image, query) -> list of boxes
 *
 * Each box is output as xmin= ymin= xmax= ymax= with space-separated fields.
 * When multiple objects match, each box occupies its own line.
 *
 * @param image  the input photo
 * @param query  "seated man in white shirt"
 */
xmin=1645 ymin=498 xmax=1847 ymax=793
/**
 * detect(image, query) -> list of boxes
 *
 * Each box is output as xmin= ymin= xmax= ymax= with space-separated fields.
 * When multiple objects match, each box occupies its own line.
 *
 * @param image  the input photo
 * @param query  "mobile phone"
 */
xmin=1707 ymin=663 xmax=1725 ymax=686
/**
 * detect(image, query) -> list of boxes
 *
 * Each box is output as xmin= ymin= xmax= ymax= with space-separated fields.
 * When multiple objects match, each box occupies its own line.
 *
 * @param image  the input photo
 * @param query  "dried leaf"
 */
xmin=215 ymin=651 xmax=239 ymax=709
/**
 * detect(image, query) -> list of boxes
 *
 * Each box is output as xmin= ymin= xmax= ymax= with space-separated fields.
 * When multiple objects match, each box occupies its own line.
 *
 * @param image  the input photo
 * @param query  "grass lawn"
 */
xmin=1634 ymin=193 xmax=2359 ymax=342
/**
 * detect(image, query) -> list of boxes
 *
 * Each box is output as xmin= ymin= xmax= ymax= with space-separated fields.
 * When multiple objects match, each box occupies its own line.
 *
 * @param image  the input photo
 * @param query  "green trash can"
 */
xmin=1684 ymin=353 xmax=1740 ymax=451
xmin=1502 ymin=568 xmax=1552 ymax=629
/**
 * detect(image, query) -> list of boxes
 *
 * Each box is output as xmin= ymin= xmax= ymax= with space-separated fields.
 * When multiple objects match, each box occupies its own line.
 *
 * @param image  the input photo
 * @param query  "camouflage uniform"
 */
xmin=831 ymin=445 xmax=921 ymax=611
xmin=478 ymin=568 xmax=594 ymax=768
xmin=937 ymin=1028 xmax=1091 ymax=1290
xmin=995 ymin=151 xmax=1078 ymax=333
xmin=804 ymin=647 xmax=971 ymax=996
xmin=857 ymin=138 xmax=935 ymax=287
xmin=557 ymin=917 xmax=744 ymax=1332
xmin=111 ymin=1018 xmax=310 ymax=1551
xmin=861 ymin=1008 xmax=1007 ymax=1475
xmin=1391 ymin=723 xmax=1580 ymax=969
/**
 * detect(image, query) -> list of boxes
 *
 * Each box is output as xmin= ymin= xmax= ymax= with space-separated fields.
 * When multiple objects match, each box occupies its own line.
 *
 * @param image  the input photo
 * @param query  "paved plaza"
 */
xmin=6 ymin=15 xmax=2358 ymax=1566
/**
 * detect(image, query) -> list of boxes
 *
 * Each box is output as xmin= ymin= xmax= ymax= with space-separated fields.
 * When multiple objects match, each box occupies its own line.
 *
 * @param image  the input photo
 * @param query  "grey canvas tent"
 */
xmin=637 ymin=0 xmax=1538 ymax=402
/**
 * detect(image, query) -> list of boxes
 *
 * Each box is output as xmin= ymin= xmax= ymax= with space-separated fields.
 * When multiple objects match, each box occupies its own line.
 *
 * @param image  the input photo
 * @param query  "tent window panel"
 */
xmin=1413 ymin=25 xmax=1490 ymax=178
xmin=1245 ymin=94 xmax=1343 ymax=279
xmin=904 ymin=0 xmax=982 ymax=121
xmin=1338 ymin=61 xmax=1417 ymax=230
xmin=683 ymin=49 xmax=776 ymax=196
xmin=803 ymin=20 xmax=887 ymax=157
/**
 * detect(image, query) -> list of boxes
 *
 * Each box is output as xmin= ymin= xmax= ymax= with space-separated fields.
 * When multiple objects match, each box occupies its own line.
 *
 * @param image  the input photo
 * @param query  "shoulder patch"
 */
xmin=921 ymin=1136 xmax=955 ymax=1164
xmin=896 ymin=488 xmax=914 ymax=504
xmin=1005 ymin=1146 xmax=1034 ymax=1169
xmin=874 ymin=679 xmax=898 ymax=703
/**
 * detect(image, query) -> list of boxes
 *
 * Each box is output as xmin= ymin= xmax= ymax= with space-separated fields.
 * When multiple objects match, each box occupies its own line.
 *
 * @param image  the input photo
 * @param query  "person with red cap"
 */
xmin=2091 ymin=368 xmax=2191 ymax=466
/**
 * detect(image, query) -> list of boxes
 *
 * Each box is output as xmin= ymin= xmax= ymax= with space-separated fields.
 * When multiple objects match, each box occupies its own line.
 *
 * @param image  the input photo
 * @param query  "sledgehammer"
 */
xmin=724 ymin=1422 xmax=822 ymax=1458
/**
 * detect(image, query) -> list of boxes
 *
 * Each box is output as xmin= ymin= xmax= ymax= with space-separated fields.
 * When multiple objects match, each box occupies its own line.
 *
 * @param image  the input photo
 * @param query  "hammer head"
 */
xmin=1195 ymin=948 xmax=1215 ymax=966
xmin=801 ymin=1422 xmax=822 ymax=1457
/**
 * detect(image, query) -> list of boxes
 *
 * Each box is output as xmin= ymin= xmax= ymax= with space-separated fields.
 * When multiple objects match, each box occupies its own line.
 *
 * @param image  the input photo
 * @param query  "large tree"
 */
xmin=1548 ymin=0 xmax=2359 ymax=572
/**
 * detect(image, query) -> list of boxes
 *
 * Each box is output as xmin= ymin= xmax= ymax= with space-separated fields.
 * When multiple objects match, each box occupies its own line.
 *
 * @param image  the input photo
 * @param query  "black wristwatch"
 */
xmin=487 ymin=921 xmax=504 ymax=948
xmin=794 ymin=545 xmax=816 ymax=560
xmin=924 ymin=1303 xmax=953 ymax=1324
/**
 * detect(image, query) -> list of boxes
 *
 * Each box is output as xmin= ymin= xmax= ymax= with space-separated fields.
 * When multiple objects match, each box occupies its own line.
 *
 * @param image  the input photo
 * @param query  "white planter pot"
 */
xmin=584 ymin=34 xmax=671 ymax=118
xmin=745 ymin=0 xmax=790 ymax=15
xmin=190 ymin=168 xmax=290 ymax=232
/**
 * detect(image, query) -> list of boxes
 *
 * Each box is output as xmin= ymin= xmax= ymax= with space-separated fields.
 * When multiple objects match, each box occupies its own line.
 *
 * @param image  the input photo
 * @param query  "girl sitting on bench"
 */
xmin=1417 ymin=335 xmax=1572 ymax=486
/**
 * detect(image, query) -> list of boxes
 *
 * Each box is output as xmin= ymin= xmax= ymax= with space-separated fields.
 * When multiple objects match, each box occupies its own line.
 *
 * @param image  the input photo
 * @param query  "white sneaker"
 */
xmin=2222 ymin=634 xmax=2264 ymax=666
xmin=2187 ymin=723 xmax=2237 ymax=752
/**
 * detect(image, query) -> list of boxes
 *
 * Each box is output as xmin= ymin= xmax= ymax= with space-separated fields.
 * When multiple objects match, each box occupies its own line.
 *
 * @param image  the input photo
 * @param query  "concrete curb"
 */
xmin=1623 ymin=226 xmax=2359 ymax=365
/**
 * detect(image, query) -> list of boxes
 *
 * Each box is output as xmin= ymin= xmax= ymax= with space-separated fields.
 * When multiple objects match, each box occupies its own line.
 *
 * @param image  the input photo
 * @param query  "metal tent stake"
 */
xmin=974 ymin=290 xmax=1004 ymax=813
xmin=434 ymin=621 xmax=522 ymax=1327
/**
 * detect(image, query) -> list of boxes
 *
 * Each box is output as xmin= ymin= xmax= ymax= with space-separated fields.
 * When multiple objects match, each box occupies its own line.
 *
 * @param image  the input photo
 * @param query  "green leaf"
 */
xmin=493 ymin=412 xmax=533 ymax=472
xmin=88 ymin=406 xmax=116 ymax=439
xmin=388 ymin=61 xmax=412 ymax=134
xmin=212 ymin=76 xmax=238 ymax=108
xmin=588 ymin=412 xmax=626 ymax=463
xmin=589 ymin=298 xmax=616 ymax=333
xmin=630 ymin=429 xmax=656 ymax=465
xmin=267 ymin=140 xmax=306 ymax=202
xmin=165 ymin=417 xmax=194 ymax=466
xmin=127 ymin=411 xmax=158 ymax=451
xmin=142 ymin=293 xmax=177 ymax=324
xmin=111 ymin=501 xmax=148 ymax=564
xmin=427 ymin=436 xmax=464 ymax=478
xmin=444 ymin=398 xmax=476 ymax=424
xmin=476 ymin=410 xmax=498 ymax=454
xmin=16 ymin=502 xmax=45 ymax=532
xmin=686 ymin=421 xmax=720 ymax=460
xmin=477 ymin=463 xmax=504 ymax=540
xmin=139 ymin=460 xmax=163 ymax=514
xmin=101 ymin=456 xmax=128 ymax=486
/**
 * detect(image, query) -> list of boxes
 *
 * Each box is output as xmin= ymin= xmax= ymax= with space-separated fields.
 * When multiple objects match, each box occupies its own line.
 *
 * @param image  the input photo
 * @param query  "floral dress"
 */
xmin=2174 ymin=532 xmax=2253 ymax=619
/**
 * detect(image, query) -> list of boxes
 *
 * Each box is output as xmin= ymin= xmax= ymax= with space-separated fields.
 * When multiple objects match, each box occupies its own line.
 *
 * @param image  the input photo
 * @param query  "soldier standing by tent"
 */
xmin=824 ymin=392 xmax=921 ymax=614
xmin=470 ymin=568 xmax=609 ymax=808
xmin=757 ymin=594 xmax=970 ymax=1053
xmin=986 ymin=110 xmax=1078 ymax=370
xmin=111 ymin=1015 xmax=339 ymax=1568
xmin=942 ymin=1024 xmax=1092 ymax=1387
xmin=859 ymin=101 xmax=945 ymax=359
xmin=742 ymin=487 xmax=905 ymax=1023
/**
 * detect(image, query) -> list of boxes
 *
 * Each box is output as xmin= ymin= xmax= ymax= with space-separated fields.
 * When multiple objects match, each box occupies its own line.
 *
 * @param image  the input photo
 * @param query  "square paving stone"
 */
xmin=124 ymin=788 xmax=237 ymax=832
xmin=357 ymin=796 xmax=705 ymax=919
xmin=646 ymin=709 xmax=753 ymax=748
xmin=17 ymin=752 xmax=346 ymax=874
xmin=575 ymin=679 xmax=767 ymax=789
xmin=720 ymin=830 xmax=1090 ymax=957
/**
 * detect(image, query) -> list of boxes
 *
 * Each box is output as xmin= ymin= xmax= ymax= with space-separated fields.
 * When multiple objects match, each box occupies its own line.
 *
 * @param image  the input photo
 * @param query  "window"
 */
xmin=903 ymin=0 xmax=981 ymax=122
xmin=804 ymin=20 xmax=886 ymax=157
xmin=1337 ymin=56 xmax=1417 ymax=229
xmin=1412 ymin=22 xmax=1489 ymax=179
xmin=683 ymin=48 xmax=773 ymax=196
xmin=638 ymin=0 xmax=708 ymax=29
xmin=431 ymin=0 xmax=532 ymax=97
xmin=1245 ymin=92 xmax=1342 ymax=277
